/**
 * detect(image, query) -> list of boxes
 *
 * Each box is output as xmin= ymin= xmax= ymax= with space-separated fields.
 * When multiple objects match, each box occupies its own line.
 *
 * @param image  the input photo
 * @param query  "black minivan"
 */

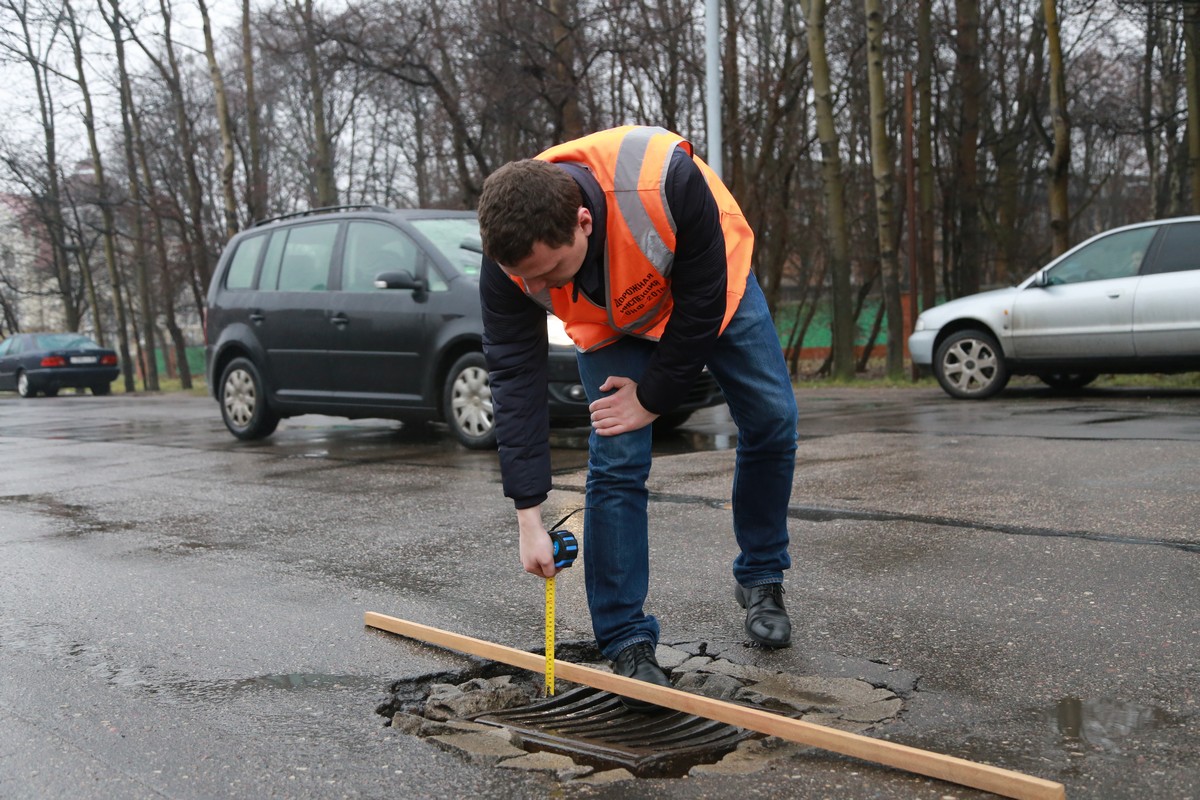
xmin=204 ymin=205 xmax=724 ymax=449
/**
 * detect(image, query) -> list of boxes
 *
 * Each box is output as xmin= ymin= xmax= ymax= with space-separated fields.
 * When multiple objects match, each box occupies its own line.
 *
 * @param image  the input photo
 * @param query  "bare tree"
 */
xmin=952 ymin=0 xmax=983 ymax=297
xmin=197 ymin=0 xmax=239 ymax=237
xmin=863 ymin=0 xmax=903 ymax=377
xmin=0 ymin=0 xmax=80 ymax=331
xmin=242 ymin=0 xmax=267 ymax=219
xmin=102 ymin=0 xmax=158 ymax=389
xmin=124 ymin=0 xmax=218 ymax=313
xmin=1045 ymin=0 xmax=1072 ymax=255
xmin=63 ymin=0 xmax=134 ymax=389
xmin=916 ymin=0 xmax=936 ymax=311
xmin=801 ymin=0 xmax=854 ymax=379
xmin=1184 ymin=0 xmax=1200 ymax=211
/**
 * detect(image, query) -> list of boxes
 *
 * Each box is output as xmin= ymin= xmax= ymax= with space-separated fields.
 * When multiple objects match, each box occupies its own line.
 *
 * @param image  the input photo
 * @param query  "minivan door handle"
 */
xmin=249 ymin=310 xmax=265 ymax=323
xmin=330 ymin=313 xmax=350 ymax=328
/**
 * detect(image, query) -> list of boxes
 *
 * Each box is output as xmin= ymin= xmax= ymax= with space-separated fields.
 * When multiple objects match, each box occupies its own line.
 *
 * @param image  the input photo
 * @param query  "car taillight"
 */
xmin=41 ymin=356 xmax=66 ymax=367
xmin=100 ymin=354 xmax=118 ymax=366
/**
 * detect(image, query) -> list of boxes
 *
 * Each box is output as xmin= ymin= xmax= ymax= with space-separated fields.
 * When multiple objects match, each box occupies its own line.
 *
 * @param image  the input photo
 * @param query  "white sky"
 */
xmin=0 ymin=0 xmax=241 ymax=182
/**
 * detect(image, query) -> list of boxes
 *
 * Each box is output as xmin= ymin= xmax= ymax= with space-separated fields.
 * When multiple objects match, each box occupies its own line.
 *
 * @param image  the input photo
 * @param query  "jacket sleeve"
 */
xmin=634 ymin=149 xmax=728 ymax=415
xmin=480 ymin=255 xmax=553 ymax=508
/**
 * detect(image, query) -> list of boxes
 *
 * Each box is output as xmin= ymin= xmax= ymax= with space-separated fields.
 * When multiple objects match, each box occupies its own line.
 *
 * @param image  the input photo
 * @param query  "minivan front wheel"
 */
xmin=443 ymin=352 xmax=496 ymax=450
xmin=933 ymin=329 xmax=1009 ymax=399
xmin=219 ymin=357 xmax=280 ymax=440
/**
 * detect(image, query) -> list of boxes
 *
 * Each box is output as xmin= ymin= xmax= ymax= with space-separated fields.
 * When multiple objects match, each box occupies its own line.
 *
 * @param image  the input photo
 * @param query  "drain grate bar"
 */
xmin=469 ymin=686 xmax=757 ymax=778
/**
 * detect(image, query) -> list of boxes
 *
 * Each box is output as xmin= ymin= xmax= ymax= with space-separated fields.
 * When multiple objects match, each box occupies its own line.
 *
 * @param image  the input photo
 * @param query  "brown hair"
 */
xmin=478 ymin=160 xmax=582 ymax=266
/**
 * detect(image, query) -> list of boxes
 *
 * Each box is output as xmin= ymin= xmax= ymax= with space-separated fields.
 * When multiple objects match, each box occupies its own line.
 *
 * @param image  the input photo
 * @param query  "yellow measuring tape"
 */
xmin=544 ymin=576 xmax=556 ymax=695
xmin=542 ymin=509 xmax=582 ymax=698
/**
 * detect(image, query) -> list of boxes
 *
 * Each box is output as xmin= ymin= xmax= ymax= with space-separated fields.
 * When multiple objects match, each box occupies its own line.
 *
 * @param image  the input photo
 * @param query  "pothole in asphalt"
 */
xmin=376 ymin=640 xmax=915 ymax=782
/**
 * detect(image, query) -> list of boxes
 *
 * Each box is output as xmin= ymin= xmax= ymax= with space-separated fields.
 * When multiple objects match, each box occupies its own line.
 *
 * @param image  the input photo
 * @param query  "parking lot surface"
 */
xmin=0 ymin=385 xmax=1196 ymax=799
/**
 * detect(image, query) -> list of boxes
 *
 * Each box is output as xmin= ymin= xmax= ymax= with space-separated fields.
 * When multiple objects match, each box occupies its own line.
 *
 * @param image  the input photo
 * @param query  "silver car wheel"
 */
xmin=16 ymin=371 xmax=32 ymax=398
xmin=223 ymin=367 xmax=257 ymax=428
xmin=450 ymin=365 xmax=493 ymax=437
xmin=942 ymin=338 xmax=999 ymax=392
xmin=934 ymin=329 xmax=1009 ymax=399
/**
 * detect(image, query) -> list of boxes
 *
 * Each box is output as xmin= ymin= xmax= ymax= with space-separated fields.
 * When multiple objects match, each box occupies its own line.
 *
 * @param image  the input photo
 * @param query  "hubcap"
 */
xmin=942 ymin=339 xmax=998 ymax=394
xmin=450 ymin=366 xmax=493 ymax=437
xmin=223 ymin=369 xmax=256 ymax=428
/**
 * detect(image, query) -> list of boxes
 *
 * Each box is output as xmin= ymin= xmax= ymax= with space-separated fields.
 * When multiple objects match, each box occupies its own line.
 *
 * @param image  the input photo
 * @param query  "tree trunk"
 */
xmin=801 ymin=0 xmax=855 ymax=380
xmin=297 ymin=0 xmax=337 ymax=207
xmin=1141 ymin=8 xmax=1160 ymax=217
xmin=243 ymin=0 xmax=268 ymax=220
xmin=198 ymin=0 xmax=240 ymax=238
xmin=130 ymin=70 xmax=192 ymax=390
xmin=953 ymin=0 xmax=982 ymax=297
xmin=917 ymin=0 xmax=936 ymax=311
xmin=1184 ymin=2 xmax=1200 ymax=212
xmin=549 ymin=0 xmax=583 ymax=140
xmin=106 ymin=0 xmax=158 ymax=390
xmin=864 ymin=0 xmax=904 ymax=379
xmin=1044 ymin=0 xmax=1071 ymax=256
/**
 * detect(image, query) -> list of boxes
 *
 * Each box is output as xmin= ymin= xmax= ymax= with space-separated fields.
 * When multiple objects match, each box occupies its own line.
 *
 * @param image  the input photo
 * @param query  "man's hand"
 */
xmin=517 ymin=506 xmax=559 ymax=578
xmin=589 ymin=376 xmax=659 ymax=436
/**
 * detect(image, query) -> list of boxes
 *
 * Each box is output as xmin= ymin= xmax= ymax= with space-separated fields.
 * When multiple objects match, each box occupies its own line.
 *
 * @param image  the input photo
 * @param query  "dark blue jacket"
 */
xmin=480 ymin=150 xmax=728 ymax=508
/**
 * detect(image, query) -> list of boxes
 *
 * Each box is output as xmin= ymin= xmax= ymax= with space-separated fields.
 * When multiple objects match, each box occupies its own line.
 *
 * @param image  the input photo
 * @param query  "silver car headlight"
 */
xmin=546 ymin=315 xmax=574 ymax=348
xmin=913 ymin=317 xmax=927 ymax=332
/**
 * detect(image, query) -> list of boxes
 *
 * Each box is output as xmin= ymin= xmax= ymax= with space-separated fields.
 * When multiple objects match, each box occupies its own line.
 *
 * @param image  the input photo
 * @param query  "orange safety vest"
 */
xmin=513 ymin=126 xmax=754 ymax=352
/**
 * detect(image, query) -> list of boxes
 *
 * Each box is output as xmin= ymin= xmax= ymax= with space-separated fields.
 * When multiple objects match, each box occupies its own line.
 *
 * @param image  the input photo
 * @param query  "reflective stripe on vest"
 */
xmin=515 ymin=126 xmax=752 ymax=352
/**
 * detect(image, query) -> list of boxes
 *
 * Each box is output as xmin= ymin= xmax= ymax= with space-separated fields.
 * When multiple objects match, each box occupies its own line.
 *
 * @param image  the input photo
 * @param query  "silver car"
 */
xmin=910 ymin=216 xmax=1200 ymax=398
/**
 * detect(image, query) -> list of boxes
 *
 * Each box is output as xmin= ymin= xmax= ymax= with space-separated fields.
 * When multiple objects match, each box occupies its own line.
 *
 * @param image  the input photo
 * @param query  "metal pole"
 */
xmin=705 ymin=0 xmax=722 ymax=179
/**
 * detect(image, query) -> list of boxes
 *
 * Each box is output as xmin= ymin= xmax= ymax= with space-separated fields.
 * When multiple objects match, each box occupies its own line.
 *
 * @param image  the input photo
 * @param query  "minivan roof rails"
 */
xmin=251 ymin=204 xmax=394 ymax=228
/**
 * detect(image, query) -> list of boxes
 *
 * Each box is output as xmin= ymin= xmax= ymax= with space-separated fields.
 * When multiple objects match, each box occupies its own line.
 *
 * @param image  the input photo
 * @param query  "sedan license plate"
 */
xmin=70 ymin=355 xmax=98 ymax=364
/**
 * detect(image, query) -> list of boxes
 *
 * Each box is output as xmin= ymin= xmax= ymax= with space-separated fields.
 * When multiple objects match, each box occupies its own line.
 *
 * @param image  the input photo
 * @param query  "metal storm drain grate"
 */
xmin=468 ymin=685 xmax=759 ymax=778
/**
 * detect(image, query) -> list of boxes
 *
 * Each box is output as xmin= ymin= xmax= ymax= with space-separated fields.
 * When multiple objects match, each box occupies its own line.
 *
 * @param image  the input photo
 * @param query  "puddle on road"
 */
xmin=1048 ymin=696 xmax=1173 ymax=752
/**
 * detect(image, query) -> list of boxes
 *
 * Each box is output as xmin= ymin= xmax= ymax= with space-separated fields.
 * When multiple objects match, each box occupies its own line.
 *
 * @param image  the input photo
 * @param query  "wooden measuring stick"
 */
xmin=365 ymin=611 xmax=1065 ymax=800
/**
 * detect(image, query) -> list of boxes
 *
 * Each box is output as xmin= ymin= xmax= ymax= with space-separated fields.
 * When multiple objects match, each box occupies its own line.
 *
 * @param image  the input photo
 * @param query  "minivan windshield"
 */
xmin=411 ymin=217 xmax=484 ymax=277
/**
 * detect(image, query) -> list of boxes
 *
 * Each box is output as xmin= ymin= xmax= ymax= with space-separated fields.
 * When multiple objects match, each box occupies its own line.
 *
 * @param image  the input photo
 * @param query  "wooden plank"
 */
xmin=365 ymin=611 xmax=1066 ymax=800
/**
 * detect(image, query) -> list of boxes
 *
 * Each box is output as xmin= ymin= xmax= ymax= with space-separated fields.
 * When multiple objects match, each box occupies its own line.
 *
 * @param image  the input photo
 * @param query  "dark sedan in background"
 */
xmin=0 ymin=333 xmax=120 ymax=397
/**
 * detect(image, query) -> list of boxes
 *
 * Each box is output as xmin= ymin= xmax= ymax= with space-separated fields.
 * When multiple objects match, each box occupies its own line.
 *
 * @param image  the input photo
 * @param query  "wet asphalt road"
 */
xmin=0 ymin=383 xmax=1196 ymax=799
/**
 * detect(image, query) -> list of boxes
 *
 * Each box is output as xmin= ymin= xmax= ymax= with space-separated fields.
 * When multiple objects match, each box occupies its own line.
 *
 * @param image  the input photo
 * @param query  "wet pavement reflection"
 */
xmin=1049 ymin=697 xmax=1173 ymax=752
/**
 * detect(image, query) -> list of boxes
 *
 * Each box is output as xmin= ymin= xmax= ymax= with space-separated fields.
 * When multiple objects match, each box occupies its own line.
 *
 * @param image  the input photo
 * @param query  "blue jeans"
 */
xmin=576 ymin=272 xmax=798 ymax=660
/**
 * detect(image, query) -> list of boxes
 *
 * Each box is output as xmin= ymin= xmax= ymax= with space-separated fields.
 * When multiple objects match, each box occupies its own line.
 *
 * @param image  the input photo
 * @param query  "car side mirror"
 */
xmin=1029 ymin=269 xmax=1050 ymax=289
xmin=374 ymin=270 xmax=428 ymax=301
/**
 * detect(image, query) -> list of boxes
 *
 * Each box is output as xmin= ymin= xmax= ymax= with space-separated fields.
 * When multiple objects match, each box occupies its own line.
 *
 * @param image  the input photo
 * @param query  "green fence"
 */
xmin=775 ymin=298 xmax=901 ymax=353
xmin=153 ymin=345 xmax=207 ymax=377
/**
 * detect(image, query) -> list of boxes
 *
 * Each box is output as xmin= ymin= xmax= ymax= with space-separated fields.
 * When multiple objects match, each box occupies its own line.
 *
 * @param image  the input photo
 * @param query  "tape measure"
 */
xmin=544 ymin=528 xmax=578 ymax=695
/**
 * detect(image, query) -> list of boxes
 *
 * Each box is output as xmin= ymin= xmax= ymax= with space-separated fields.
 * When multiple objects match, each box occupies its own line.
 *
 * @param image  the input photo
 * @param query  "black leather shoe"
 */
xmin=735 ymin=582 xmax=792 ymax=648
xmin=612 ymin=641 xmax=671 ymax=712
